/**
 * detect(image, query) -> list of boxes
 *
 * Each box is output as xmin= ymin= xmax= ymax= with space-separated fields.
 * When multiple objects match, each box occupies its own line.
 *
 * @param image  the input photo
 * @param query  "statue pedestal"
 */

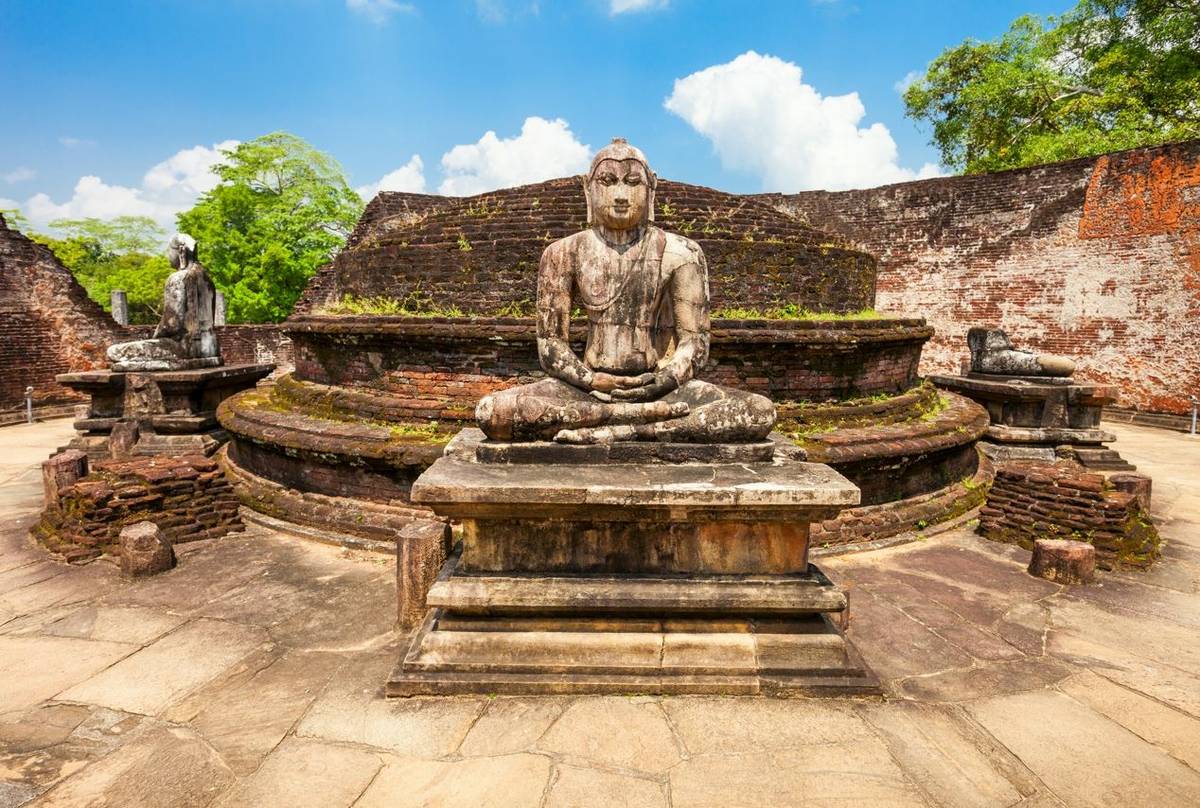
xmin=57 ymin=364 xmax=274 ymax=459
xmin=387 ymin=429 xmax=878 ymax=696
xmin=930 ymin=372 xmax=1135 ymax=471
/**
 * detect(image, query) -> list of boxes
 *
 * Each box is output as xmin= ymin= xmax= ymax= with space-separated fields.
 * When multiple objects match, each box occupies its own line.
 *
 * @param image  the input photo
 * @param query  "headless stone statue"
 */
xmin=967 ymin=327 xmax=1074 ymax=378
xmin=476 ymin=138 xmax=775 ymax=444
xmin=107 ymin=233 xmax=221 ymax=372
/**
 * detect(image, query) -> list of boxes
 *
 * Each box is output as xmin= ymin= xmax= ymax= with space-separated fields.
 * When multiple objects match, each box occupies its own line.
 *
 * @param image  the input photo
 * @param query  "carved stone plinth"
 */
xmin=930 ymin=372 xmax=1135 ymax=471
xmin=57 ymin=364 xmax=273 ymax=460
xmin=387 ymin=429 xmax=877 ymax=696
xmin=1028 ymin=538 xmax=1095 ymax=585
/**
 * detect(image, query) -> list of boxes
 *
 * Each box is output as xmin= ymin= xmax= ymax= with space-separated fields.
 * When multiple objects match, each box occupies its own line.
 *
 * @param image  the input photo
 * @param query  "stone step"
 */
xmin=426 ymin=571 xmax=847 ymax=615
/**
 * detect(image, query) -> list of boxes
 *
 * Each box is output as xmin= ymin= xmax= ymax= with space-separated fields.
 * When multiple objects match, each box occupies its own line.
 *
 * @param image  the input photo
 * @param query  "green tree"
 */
xmin=30 ymin=216 xmax=173 ymax=325
xmin=177 ymin=132 xmax=363 ymax=322
xmin=904 ymin=0 xmax=1200 ymax=173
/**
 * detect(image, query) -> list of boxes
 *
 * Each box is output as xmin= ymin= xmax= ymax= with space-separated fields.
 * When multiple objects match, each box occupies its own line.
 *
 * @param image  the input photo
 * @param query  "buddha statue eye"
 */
xmin=598 ymin=173 xmax=618 ymax=186
xmin=624 ymin=175 xmax=642 ymax=186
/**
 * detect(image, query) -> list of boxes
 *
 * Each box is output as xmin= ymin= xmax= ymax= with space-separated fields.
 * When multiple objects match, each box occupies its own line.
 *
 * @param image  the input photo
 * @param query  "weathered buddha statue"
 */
xmin=106 ymin=233 xmax=221 ymax=371
xmin=967 ymin=327 xmax=1075 ymax=378
xmin=476 ymin=138 xmax=776 ymax=444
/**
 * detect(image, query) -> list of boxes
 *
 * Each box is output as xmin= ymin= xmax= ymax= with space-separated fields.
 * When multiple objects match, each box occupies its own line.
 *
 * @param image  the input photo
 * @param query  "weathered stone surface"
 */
xmin=970 ymin=690 xmax=1200 ymax=806
xmin=40 ymin=605 xmax=186 ymax=645
xmin=33 ymin=723 xmax=235 ymax=808
xmin=861 ymin=702 xmax=1029 ymax=808
xmin=536 ymin=697 xmax=680 ymax=774
xmin=106 ymin=234 xmax=221 ymax=372
xmin=1058 ymin=671 xmax=1200 ymax=771
xmin=546 ymin=765 xmax=667 ymax=808
xmin=396 ymin=519 xmax=449 ymax=629
xmin=354 ymin=754 xmax=552 ymax=808
xmin=457 ymin=697 xmax=569 ymax=757
xmin=211 ymin=738 xmax=381 ymax=808
xmin=1029 ymin=538 xmax=1095 ymax=584
xmin=0 ymin=635 xmax=136 ymax=714
xmin=119 ymin=521 xmax=175 ymax=578
xmin=59 ymin=618 xmax=266 ymax=715
xmin=660 ymin=698 xmax=873 ymax=756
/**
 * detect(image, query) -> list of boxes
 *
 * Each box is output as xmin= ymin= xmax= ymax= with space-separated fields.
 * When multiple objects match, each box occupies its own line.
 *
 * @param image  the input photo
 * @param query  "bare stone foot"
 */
xmin=554 ymin=425 xmax=636 ymax=444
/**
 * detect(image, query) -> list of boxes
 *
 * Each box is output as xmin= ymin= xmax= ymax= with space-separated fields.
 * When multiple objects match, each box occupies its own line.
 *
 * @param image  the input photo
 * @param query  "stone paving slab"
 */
xmin=59 ymin=618 xmax=267 ymax=716
xmin=0 ymin=419 xmax=1196 ymax=807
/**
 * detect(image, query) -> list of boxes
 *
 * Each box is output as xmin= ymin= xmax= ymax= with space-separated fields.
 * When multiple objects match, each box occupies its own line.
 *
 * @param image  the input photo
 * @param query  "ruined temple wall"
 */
xmin=0 ymin=214 xmax=123 ymax=415
xmin=766 ymin=140 xmax=1200 ymax=415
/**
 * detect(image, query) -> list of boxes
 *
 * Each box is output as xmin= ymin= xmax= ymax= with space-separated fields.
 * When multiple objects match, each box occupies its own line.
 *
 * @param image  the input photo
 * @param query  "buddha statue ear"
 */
xmin=647 ymin=170 xmax=657 ymax=224
xmin=582 ymin=174 xmax=593 ymax=226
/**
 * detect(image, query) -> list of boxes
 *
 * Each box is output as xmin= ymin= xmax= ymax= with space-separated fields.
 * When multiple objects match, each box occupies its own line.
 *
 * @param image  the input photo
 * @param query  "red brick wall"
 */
xmin=0 ymin=214 xmax=123 ymax=415
xmin=766 ymin=140 xmax=1200 ymax=416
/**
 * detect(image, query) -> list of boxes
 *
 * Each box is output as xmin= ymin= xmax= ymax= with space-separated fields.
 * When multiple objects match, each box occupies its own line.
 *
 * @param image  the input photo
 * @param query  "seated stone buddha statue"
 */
xmin=106 ymin=233 xmax=221 ymax=371
xmin=475 ymin=138 xmax=776 ymax=444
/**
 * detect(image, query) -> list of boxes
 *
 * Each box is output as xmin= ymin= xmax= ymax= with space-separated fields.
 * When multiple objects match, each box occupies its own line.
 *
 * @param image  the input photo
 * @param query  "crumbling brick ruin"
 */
xmin=767 ymin=140 xmax=1200 ymax=416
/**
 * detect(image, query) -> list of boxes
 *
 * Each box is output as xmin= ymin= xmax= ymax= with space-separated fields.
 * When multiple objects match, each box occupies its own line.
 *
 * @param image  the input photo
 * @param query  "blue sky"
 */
xmin=0 ymin=0 xmax=1070 ymax=231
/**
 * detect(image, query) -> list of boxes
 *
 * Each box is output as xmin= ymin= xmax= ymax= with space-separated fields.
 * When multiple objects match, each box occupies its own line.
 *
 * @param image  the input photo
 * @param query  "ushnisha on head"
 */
xmin=584 ymin=137 xmax=657 ymax=234
xmin=167 ymin=233 xmax=198 ymax=270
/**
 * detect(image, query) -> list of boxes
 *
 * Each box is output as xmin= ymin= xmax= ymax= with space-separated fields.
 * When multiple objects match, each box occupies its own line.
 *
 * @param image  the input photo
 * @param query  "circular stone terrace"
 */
xmin=219 ymin=177 xmax=988 ymax=552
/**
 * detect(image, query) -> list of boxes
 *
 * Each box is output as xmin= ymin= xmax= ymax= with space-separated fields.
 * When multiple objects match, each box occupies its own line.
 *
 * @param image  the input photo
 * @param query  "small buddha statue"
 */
xmin=107 ymin=233 xmax=221 ymax=371
xmin=967 ymin=327 xmax=1075 ymax=378
xmin=475 ymin=138 xmax=776 ymax=444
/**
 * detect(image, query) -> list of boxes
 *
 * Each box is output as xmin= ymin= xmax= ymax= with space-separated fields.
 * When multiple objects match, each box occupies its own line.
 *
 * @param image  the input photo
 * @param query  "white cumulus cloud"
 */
xmin=664 ymin=51 xmax=941 ymax=191
xmin=357 ymin=154 xmax=427 ymax=200
xmin=12 ymin=140 xmax=237 ymax=233
xmin=894 ymin=69 xmax=922 ymax=95
xmin=610 ymin=0 xmax=669 ymax=14
xmin=438 ymin=117 xmax=591 ymax=196
xmin=346 ymin=0 xmax=416 ymax=24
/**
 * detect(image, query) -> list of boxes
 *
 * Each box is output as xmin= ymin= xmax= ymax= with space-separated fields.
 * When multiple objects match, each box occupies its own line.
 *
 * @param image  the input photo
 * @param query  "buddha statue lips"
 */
xmin=475 ymin=138 xmax=776 ymax=445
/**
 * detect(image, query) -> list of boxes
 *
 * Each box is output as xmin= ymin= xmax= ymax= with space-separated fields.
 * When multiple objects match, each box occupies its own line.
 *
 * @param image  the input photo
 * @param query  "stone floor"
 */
xmin=1 ymin=419 xmax=1198 ymax=807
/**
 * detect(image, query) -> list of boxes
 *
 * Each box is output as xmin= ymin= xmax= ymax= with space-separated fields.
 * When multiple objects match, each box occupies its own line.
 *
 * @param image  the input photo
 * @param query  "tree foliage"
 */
xmin=176 ymin=132 xmax=363 ymax=323
xmin=32 ymin=216 xmax=173 ymax=325
xmin=904 ymin=0 xmax=1200 ymax=173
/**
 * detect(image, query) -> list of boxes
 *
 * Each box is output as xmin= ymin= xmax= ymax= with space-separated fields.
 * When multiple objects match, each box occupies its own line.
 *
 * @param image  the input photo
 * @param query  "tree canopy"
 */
xmin=177 ymin=132 xmax=364 ymax=323
xmin=904 ymin=0 xmax=1200 ymax=173
xmin=31 ymin=216 xmax=174 ymax=325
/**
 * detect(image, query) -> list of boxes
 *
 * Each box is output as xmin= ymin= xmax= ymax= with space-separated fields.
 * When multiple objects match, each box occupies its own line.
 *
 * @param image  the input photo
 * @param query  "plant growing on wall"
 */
xmin=904 ymin=0 xmax=1200 ymax=173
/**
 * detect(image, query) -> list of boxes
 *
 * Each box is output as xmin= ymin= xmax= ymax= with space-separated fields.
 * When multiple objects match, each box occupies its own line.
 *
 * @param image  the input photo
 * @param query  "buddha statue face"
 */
xmin=167 ymin=233 xmax=198 ymax=270
xmin=587 ymin=158 xmax=651 ymax=233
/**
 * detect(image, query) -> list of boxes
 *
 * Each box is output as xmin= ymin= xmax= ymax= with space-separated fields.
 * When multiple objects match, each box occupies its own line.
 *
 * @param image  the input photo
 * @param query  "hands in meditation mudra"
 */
xmin=475 ymin=139 xmax=776 ymax=445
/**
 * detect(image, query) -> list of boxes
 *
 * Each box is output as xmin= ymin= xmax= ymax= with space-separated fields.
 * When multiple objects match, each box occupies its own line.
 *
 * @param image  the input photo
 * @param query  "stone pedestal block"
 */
xmin=56 ymin=363 xmax=273 ymax=460
xmin=388 ymin=430 xmax=876 ymax=697
xmin=42 ymin=450 xmax=88 ymax=504
xmin=930 ymin=372 xmax=1135 ymax=471
xmin=1028 ymin=539 xmax=1095 ymax=585
xmin=397 ymin=520 xmax=452 ymax=630
xmin=119 ymin=521 xmax=176 ymax=578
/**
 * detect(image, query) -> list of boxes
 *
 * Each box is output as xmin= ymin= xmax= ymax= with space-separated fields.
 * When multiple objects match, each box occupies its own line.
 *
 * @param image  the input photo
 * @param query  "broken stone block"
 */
xmin=42 ymin=449 xmax=88 ymax=504
xmin=396 ymin=520 xmax=451 ymax=630
xmin=108 ymin=421 xmax=140 ymax=458
xmin=120 ymin=521 xmax=176 ymax=578
xmin=1028 ymin=539 xmax=1095 ymax=585
xmin=1109 ymin=473 xmax=1152 ymax=511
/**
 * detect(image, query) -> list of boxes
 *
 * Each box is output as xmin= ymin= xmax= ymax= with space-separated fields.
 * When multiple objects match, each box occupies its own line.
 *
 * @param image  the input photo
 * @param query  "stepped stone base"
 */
xmin=388 ymin=429 xmax=877 ymax=697
xmin=57 ymin=363 xmax=273 ymax=460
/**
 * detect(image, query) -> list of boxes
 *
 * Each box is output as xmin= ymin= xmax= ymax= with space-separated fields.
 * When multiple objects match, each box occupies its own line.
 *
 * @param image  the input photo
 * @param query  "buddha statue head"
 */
xmin=167 ymin=232 xmax=198 ymax=270
xmin=584 ymin=138 xmax=657 ymax=235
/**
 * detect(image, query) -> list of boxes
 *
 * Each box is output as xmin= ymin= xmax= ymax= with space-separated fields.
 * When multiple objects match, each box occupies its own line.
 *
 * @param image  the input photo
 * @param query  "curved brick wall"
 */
xmin=285 ymin=315 xmax=932 ymax=414
xmin=766 ymin=139 xmax=1200 ymax=416
xmin=295 ymin=178 xmax=877 ymax=315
